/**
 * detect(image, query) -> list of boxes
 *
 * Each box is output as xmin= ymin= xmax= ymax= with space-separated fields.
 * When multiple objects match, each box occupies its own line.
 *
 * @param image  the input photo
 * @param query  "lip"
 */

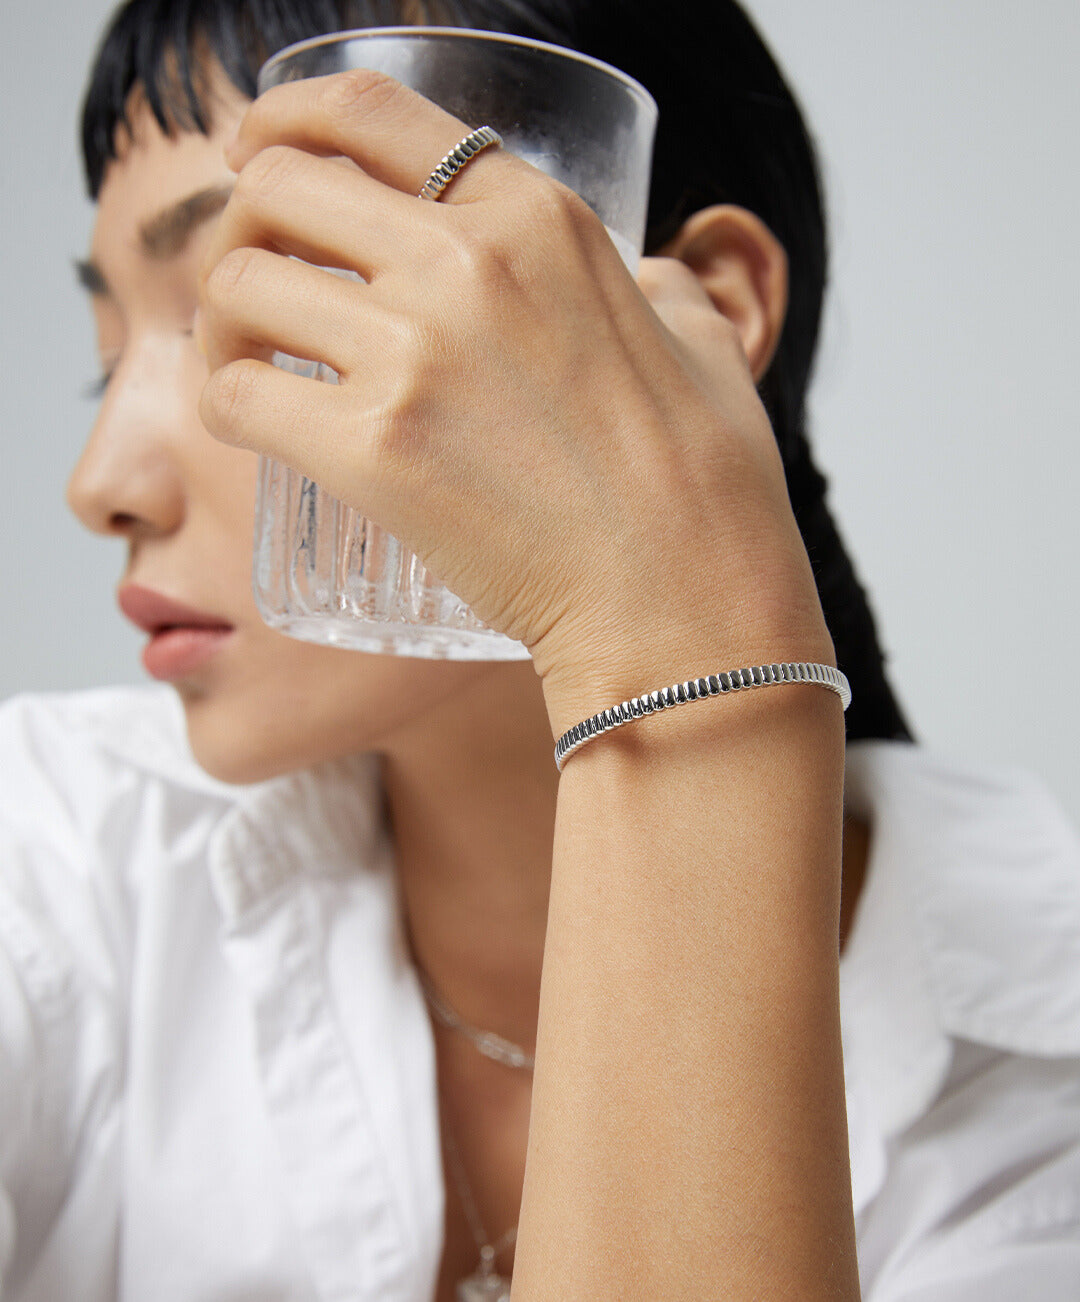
xmin=118 ymin=584 xmax=235 ymax=681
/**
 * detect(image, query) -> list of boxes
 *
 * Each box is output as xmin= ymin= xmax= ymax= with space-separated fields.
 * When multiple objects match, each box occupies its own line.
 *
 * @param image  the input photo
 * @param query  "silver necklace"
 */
xmin=416 ymin=969 xmax=535 ymax=1071
xmin=417 ymin=970 xmax=532 ymax=1301
xmin=442 ymin=1121 xmax=517 ymax=1302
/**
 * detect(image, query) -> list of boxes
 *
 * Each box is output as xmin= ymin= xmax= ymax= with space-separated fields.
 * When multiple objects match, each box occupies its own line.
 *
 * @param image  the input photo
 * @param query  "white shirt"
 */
xmin=0 ymin=686 xmax=1077 ymax=1301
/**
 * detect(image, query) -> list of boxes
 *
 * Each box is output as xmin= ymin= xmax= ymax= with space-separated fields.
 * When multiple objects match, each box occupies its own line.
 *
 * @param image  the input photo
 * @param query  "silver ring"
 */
xmin=417 ymin=126 xmax=502 ymax=201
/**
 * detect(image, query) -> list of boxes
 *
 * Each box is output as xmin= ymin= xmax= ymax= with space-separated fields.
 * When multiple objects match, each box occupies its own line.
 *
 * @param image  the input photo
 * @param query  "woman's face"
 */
xmin=68 ymin=88 xmax=492 ymax=784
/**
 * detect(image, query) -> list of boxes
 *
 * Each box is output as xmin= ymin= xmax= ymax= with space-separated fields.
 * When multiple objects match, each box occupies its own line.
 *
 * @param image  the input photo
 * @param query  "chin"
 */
xmin=178 ymin=689 xmax=369 ymax=787
xmin=185 ymin=717 xmax=313 ymax=786
xmin=188 ymin=738 xmax=306 ymax=787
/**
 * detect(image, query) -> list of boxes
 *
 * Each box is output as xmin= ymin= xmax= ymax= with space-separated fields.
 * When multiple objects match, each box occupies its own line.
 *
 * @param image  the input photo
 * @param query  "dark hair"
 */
xmin=81 ymin=0 xmax=912 ymax=742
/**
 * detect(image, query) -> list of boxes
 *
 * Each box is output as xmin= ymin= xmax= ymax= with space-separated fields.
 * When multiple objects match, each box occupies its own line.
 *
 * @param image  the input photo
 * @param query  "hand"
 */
xmin=198 ymin=69 xmax=832 ymax=730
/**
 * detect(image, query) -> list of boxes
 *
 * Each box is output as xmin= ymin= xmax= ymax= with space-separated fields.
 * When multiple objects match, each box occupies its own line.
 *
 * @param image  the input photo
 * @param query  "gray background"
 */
xmin=2 ymin=2 xmax=1078 ymax=823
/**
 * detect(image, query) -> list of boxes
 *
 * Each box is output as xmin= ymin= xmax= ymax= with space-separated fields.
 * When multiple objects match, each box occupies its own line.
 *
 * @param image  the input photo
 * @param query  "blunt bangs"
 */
xmin=81 ymin=0 xmax=431 ymax=196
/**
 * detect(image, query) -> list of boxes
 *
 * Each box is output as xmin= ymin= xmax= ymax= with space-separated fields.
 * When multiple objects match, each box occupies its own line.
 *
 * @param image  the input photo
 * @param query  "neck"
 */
xmin=380 ymin=659 xmax=559 ymax=1060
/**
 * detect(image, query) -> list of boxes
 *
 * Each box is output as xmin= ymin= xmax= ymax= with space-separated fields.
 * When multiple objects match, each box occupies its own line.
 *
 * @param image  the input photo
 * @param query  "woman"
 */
xmin=2 ymin=1 xmax=1077 ymax=1299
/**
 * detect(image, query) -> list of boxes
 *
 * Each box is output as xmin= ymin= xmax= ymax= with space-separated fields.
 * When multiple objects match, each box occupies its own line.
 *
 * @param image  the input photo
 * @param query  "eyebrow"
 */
xmin=74 ymin=182 xmax=234 ymax=296
xmin=139 ymin=182 xmax=233 ymax=258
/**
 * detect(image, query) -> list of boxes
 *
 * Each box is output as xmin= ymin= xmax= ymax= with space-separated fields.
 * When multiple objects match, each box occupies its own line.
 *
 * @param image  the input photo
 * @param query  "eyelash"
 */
xmin=82 ymin=369 xmax=114 ymax=401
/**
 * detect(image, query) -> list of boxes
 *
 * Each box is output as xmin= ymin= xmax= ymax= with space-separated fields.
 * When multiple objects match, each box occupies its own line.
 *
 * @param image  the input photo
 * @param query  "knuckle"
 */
xmin=241 ymin=82 xmax=285 ymax=134
xmin=638 ymin=255 xmax=700 ymax=296
xmin=323 ymin=68 xmax=410 ymax=122
xmin=235 ymin=144 xmax=304 ymax=207
xmin=204 ymin=246 xmax=262 ymax=309
xmin=480 ymin=175 xmax=606 ymax=290
xmin=366 ymin=319 xmax=436 ymax=449
xmin=495 ymin=175 xmax=607 ymax=274
xmin=201 ymin=360 xmax=258 ymax=439
xmin=713 ymin=311 xmax=745 ymax=351
xmin=366 ymin=402 xmax=413 ymax=470
xmin=523 ymin=176 xmax=597 ymax=241
xmin=403 ymin=219 xmax=505 ymax=317
xmin=385 ymin=337 xmax=432 ymax=427
xmin=442 ymin=222 xmax=500 ymax=289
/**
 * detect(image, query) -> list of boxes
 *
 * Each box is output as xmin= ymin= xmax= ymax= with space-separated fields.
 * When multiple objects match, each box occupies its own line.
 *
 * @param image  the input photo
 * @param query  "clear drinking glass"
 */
xmin=253 ymin=29 xmax=657 ymax=659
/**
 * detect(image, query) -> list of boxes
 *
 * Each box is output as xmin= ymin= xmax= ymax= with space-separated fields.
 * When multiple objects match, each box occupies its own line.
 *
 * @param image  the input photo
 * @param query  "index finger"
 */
xmin=226 ymin=69 xmax=522 ymax=203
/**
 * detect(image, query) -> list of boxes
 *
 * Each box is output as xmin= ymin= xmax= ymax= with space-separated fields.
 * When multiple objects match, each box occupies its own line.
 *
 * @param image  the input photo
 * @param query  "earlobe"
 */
xmin=660 ymin=205 xmax=789 ymax=382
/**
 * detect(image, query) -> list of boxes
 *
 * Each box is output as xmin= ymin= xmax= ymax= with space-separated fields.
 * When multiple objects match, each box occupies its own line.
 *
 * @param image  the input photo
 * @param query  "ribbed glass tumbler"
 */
xmin=252 ymin=28 xmax=657 ymax=658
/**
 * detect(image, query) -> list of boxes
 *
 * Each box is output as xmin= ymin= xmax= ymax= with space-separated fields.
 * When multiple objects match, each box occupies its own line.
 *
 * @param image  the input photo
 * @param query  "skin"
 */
xmin=70 ymin=83 xmax=498 ymax=788
xmin=72 ymin=66 xmax=866 ymax=1300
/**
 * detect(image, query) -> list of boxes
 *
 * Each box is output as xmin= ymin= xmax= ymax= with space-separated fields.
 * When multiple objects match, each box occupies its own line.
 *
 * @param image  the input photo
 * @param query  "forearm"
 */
xmin=201 ymin=79 xmax=860 ymax=1294
xmin=513 ymin=688 xmax=859 ymax=1300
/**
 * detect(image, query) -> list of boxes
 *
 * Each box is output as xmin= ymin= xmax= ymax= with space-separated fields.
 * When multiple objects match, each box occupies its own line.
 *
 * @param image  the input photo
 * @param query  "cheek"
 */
xmin=197 ymin=442 xmax=262 ymax=583
xmin=172 ymin=427 xmax=494 ymax=783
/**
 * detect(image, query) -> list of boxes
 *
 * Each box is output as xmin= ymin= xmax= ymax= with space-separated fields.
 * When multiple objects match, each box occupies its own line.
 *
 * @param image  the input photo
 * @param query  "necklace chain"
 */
xmin=418 ymin=969 xmax=530 ymax=1301
xmin=416 ymin=969 xmax=535 ymax=1071
xmin=442 ymin=1121 xmax=518 ymax=1263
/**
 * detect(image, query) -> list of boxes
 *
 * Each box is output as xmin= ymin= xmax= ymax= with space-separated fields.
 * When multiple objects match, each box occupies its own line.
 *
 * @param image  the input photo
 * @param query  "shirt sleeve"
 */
xmin=0 ymin=695 xmax=134 ymax=1300
xmin=858 ymin=1043 xmax=1080 ymax=1301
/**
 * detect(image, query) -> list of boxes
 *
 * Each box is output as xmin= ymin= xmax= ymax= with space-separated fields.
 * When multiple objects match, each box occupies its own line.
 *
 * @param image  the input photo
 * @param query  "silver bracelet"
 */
xmin=554 ymin=661 xmax=851 ymax=771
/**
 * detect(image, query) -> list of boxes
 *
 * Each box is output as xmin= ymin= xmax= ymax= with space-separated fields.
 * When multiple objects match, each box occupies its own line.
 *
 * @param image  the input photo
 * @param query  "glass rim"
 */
xmin=258 ymin=25 xmax=658 ymax=117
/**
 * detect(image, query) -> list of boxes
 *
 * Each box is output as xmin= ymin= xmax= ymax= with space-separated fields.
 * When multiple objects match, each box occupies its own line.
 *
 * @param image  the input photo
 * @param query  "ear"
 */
xmin=659 ymin=205 xmax=789 ymax=382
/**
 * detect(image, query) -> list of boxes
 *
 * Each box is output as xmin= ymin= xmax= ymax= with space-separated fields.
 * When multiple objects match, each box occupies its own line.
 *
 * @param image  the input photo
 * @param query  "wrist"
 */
xmin=538 ymin=608 xmax=837 ymax=744
xmin=552 ymin=660 xmax=849 ymax=771
xmin=534 ymin=527 xmax=835 ymax=741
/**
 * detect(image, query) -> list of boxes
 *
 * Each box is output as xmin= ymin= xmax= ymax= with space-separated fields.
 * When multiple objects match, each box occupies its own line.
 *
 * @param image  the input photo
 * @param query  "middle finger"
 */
xmin=200 ymin=146 xmax=444 ymax=296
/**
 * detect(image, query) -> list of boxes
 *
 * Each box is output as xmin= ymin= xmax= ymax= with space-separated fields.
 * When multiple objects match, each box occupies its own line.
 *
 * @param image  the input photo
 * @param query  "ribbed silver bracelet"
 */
xmin=554 ymin=661 xmax=851 ymax=771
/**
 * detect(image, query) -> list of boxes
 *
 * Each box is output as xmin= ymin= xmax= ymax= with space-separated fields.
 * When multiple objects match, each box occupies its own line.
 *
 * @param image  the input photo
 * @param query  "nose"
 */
xmin=67 ymin=336 xmax=187 ymax=539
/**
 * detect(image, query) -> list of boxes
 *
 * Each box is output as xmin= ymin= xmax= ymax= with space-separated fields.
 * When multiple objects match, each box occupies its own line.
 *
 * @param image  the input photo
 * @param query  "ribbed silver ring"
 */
xmin=554 ymin=662 xmax=852 ymax=771
xmin=417 ymin=126 xmax=502 ymax=201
